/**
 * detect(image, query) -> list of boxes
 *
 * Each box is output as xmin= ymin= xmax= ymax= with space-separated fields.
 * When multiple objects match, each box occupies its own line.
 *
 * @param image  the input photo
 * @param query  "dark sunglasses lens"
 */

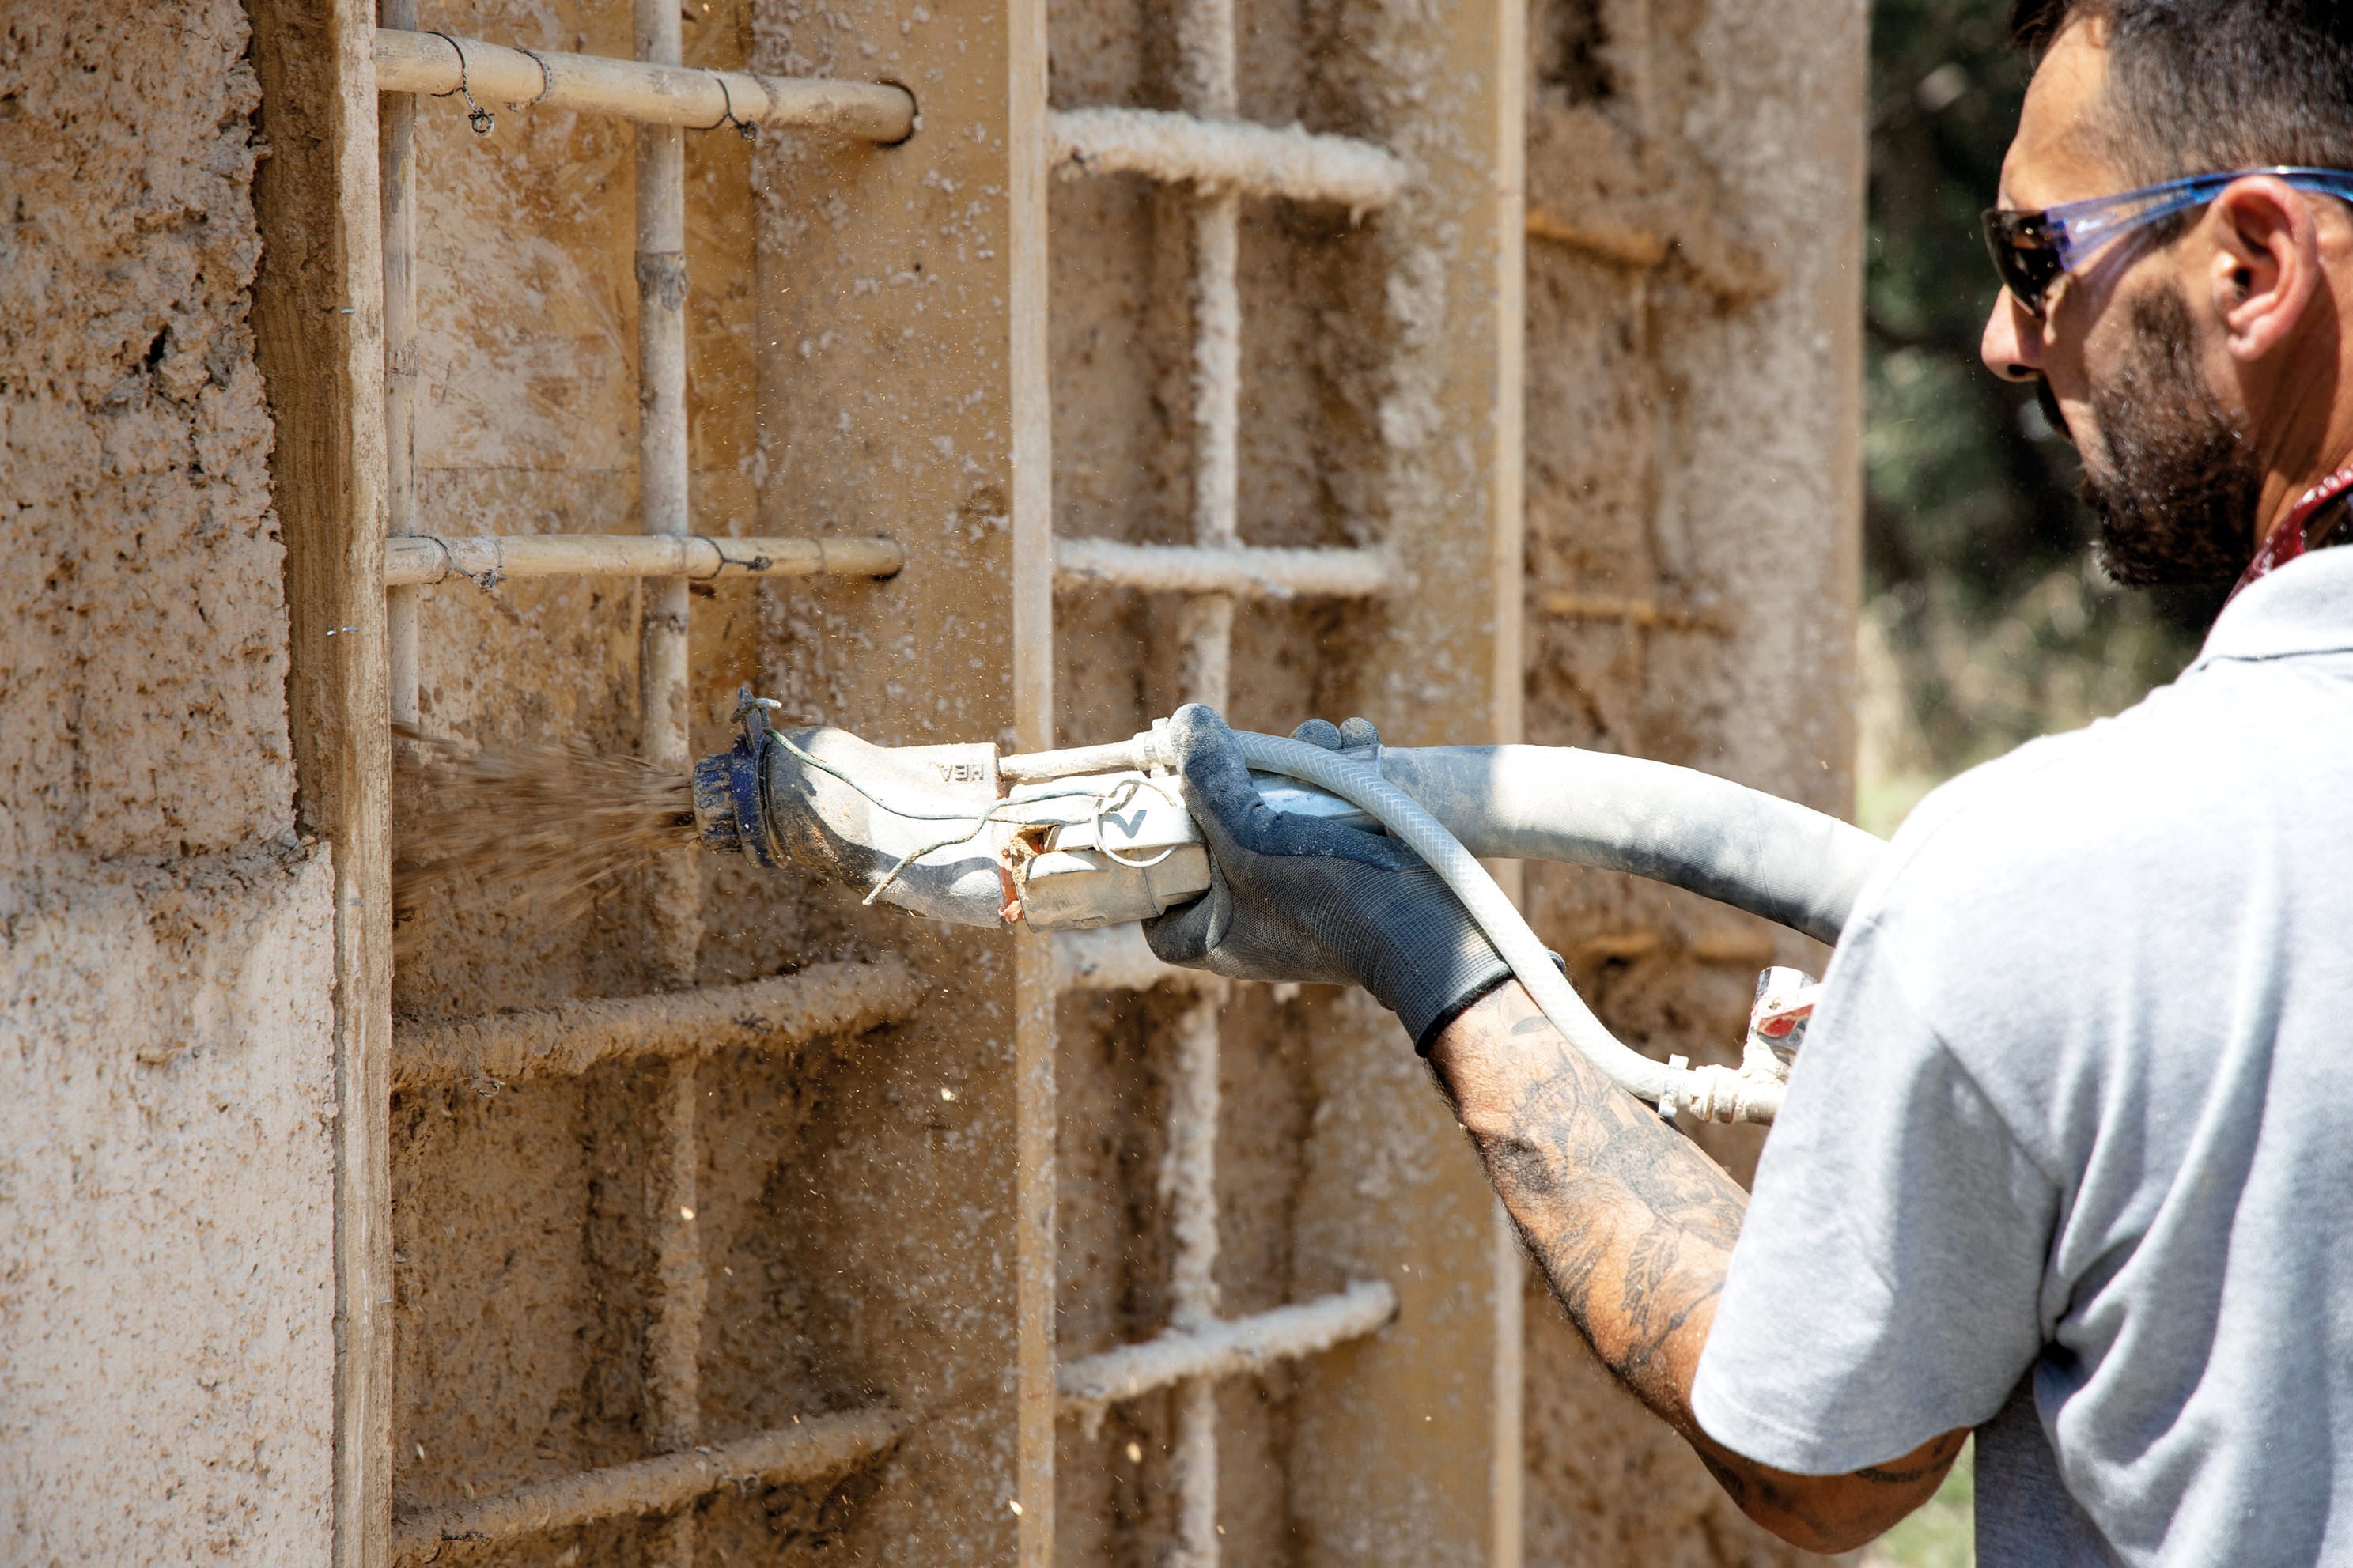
xmin=1982 ymin=211 xmax=2060 ymax=315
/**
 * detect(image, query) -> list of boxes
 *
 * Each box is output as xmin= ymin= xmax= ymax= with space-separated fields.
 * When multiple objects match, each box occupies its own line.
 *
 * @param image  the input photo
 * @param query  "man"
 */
xmin=1145 ymin=2 xmax=2353 ymax=1559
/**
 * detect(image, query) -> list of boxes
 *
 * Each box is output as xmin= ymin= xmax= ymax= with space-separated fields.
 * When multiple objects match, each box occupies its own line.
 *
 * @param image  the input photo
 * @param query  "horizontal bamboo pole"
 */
xmin=1054 ymin=924 xmax=1215 ymax=995
xmin=1056 ymin=1281 xmax=1398 ymax=1415
xmin=1054 ymin=538 xmax=1390 ymax=599
xmin=393 ymin=958 xmax=921 ymax=1091
xmin=391 ymin=1407 xmax=906 ymax=1559
xmin=1524 ymin=206 xmax=1669 ymax=269
xmin=384 ymin=533 xmax=903 ymax=588
xmin=1049 ymin=107 xmax=1405 ymax=213
xmin=1536 ymin=590 xmax=1732 ymax=635
xmin=373 ymin=27 xmax=915 ymax=142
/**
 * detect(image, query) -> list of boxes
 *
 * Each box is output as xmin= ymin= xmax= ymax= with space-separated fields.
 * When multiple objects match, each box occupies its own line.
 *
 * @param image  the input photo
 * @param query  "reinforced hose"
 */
xmin=1216 ymin=731 xmax=1805 ymax=1121
xmin=1378 ymin=746 xmax=1882 ymax=946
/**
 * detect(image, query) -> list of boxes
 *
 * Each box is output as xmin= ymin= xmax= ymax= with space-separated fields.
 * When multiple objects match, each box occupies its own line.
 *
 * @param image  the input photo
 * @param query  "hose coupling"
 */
xmin=1659 ymin=1056 xmax=1786 ymax=1126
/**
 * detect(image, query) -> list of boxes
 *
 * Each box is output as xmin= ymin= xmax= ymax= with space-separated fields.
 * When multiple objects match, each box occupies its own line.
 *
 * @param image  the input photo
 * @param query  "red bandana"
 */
xmin=2224 ymin=458 xmax=2353 ymax=608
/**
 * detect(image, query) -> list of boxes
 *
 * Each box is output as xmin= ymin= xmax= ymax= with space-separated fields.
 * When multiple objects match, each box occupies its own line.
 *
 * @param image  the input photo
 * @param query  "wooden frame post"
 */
xmin=244 ymin=1 xmax=395 ymax=1563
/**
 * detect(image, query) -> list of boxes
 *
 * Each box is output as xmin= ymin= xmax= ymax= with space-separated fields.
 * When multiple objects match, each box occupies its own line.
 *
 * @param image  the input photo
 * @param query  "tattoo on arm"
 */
xmin=1432 ymin=982 xmax=1748 ymax=1415
xmin=1426 ymin=982 xmax=1965 ymax=1553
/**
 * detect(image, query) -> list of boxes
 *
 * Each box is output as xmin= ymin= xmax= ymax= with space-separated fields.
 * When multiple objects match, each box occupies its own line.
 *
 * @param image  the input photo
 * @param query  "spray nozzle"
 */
xmin=694 ymin=686 xmax=783 ymax=867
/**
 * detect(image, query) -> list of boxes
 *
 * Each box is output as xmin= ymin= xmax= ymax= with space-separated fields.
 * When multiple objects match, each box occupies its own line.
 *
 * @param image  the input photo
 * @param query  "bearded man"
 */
xmin=1144 ymin=2 xmax=2353 ymax=1560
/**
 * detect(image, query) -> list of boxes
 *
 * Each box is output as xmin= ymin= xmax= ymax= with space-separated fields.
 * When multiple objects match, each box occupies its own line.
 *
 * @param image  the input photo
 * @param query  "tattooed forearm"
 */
xmin=1432 ymin=982 xmax=1747 ymax=1423
xmin=1426 ymin=982 xmax=1966 ymax=1554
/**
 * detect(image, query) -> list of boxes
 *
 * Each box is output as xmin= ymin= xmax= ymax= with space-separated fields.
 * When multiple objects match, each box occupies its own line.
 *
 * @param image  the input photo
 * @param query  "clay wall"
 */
xmin=379 ymin=2 xmax=997 ymax=1559
xmin=0 ymin=0 xmax=1863 ymax=1560
xmin=0 ymin=5 xmax=339 ymax=1560
xmin=1517 ymin=0 xmax=1863 ymax=1560
xmin=365 ymin=0 xmax=1521 ymax=1551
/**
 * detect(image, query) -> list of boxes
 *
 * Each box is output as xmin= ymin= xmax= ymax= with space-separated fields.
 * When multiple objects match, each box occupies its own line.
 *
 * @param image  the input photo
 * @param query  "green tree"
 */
xmin=1860 ymin=0 xmax=2214 ymax=834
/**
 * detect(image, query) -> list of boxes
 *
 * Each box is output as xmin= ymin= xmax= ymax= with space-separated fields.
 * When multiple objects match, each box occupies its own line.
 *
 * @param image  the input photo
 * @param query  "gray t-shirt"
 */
xmin=1691 ymin=546 xmax=2353 ymax=1566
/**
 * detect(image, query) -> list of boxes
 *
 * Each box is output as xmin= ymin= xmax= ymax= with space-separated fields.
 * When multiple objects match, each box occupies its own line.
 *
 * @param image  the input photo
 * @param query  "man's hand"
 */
xmin=1150 ymin=705 xmax=1963 ymax=1547
xmin=1432 ymin=980 xmax=1966 ymax=1552
xmin=1141 ymin=705 xmax=1513 ymax=1051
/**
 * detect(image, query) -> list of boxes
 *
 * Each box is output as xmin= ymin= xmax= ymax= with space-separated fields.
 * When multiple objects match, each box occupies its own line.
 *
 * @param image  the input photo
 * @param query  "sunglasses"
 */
xmin=1983 ymin=165 xmax=2353 ymax=319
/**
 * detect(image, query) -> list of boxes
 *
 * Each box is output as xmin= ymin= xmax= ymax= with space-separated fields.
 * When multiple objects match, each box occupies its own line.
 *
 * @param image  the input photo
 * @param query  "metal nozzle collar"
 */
xmin=693 ymin=687 xmax=782 ymax=867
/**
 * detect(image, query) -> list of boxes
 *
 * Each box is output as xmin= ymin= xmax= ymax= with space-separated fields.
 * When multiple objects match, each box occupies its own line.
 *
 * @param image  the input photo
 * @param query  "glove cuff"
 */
xmin=1405 ymin=959 xmax=1515 ymax=1055
xmin=1358 ymin=878 xmax=1515 ymax=1053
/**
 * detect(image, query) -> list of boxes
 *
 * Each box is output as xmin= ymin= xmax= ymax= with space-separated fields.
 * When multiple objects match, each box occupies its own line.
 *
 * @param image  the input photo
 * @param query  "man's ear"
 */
xmin=2207 ymin=176 xmax=2323 ymax=361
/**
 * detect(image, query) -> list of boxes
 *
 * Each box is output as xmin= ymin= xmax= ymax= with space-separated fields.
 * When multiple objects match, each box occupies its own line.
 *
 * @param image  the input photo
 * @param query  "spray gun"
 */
xmin=694 ymin=689 xmax=1884 ymax=1124
xmin=694 ymin=690 xmax=1375 ymax=930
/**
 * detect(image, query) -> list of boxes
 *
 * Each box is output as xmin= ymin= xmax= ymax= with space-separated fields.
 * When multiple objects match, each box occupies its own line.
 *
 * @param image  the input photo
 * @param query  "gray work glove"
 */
xmin=1142 ymin=705 xmax=1513 ymax=1053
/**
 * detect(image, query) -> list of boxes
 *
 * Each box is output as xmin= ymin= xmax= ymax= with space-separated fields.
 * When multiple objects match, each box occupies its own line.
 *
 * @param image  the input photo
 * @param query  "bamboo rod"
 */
xmin=1177 ymin=187 xmax=1241 ymax=725
xmin=1048 ymin=107 xmax=1404 ymax=213
xmin=389 ymin=1408 xmax=907 ymax=1560
xmin=1187 ymin=188 xmax=1238 ymax=548
xmin=1166 ymin=995 xmax=1225 ymax=1568
xmin=373 ymin=28 xmax=915 ymax=142
xmin=1055 ymin=1282 xmax=1398 ymax=1415
xmin=1176 ymin=593 xmax=1236 ymax=719
xmin=383 ymin=533 xmax=902 ymax=587
xmin=1537 ymin=590 xmax=1733 ymax=634
xmin=1054 ymin=539 xmax=1389 ymax=599
xmin=1165 ymin=1003 xmax=1224 ymax=1339
xmin=636 ymin=0 xmax=690 ymax=763
xmin=641 ymin=23 xmax=702 ymax=1507
xmin=637 ymin=0 xmax=700 ymax=1003
xmin=1490 ymin=7 xmax=1530 ymax=1558
xmin=391 ymin=958 xmax=921 ymax=1093
xmin=1168 ymin=21 xmax=1236 ymax=1551
xmin=646 ymin=1060 xmax=707 ymax=1453
xmin=380 ymin=1 xmax=420 ymax=731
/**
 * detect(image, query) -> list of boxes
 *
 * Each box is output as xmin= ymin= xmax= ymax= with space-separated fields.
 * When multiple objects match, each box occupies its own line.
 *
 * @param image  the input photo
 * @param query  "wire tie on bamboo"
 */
xmin=417 ymin=535 xmax=503 ymax=592
xmin=424 ymin=31 xmax=495 ymax=134
xmin=517 ymin=48 xmax=554 ymax=108
xmin=707 ymin=73 xmax=758 ymax=140
xmin=471 ymin=535 xmax=505 ymax=592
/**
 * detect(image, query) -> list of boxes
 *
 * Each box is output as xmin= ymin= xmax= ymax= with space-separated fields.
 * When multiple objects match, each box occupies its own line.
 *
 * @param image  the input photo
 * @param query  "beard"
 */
xmin=2074 ymin=284 xmax=2263 ymax=588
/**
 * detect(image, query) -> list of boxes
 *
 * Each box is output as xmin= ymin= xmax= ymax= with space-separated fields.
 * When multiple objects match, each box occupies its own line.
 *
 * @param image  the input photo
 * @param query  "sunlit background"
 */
xmin=1858 ymin=0 xmax=2219 ymax=843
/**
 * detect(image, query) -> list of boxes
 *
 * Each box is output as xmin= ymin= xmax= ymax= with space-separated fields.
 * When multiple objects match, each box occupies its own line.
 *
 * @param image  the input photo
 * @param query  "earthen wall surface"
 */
xmin=384 ymin=0 xmax=1036 ymax=1559
xmin=1517 ymin=0 xmax=1863 ymax=1562
xmin=0 ymin=0 xmax=1862 ymax=1559
xmin=0 ymin=5 xmax=338 ymax=1559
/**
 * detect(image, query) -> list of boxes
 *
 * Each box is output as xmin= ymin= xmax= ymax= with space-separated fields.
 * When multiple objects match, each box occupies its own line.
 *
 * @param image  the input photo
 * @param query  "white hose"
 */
xmin=1212 ymin=730 xmax=1784 ymax=1123
xmin=1375 ymin=746 xmax=1881 ymax=947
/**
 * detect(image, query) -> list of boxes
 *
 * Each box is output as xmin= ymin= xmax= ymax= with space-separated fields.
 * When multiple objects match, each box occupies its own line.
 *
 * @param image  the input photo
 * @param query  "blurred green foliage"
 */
xmin=1859 ymin=0 xmax=2214 ymax=834
xmin=1870 ymin=1440 xmax=1977 ymax=1568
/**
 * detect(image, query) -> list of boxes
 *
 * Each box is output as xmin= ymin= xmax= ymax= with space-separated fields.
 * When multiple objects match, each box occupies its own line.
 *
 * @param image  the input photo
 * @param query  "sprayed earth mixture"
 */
xmin=392 ymin=728 xmax=696 ymax=956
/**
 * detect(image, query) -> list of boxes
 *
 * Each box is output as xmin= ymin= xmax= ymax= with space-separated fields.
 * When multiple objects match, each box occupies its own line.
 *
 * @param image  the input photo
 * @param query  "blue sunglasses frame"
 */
xmin=1983 ymin=165 xmax=2353 ymax=317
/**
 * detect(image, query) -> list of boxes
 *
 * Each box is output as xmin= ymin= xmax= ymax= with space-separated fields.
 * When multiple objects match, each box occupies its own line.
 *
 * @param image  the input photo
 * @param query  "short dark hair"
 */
xmin=2009 ymin=1 xmax=2353 ymax=183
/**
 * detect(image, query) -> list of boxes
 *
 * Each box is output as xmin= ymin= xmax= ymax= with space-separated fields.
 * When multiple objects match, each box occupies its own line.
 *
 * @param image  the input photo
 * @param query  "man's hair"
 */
xmin=2009 ymin=1 xmax=2353 ymax=184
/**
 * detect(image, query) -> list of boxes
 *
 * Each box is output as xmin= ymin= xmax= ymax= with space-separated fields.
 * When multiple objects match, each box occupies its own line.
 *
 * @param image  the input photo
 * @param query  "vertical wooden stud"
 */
xmin=244 ymin=1 xmax=395 ymax=1562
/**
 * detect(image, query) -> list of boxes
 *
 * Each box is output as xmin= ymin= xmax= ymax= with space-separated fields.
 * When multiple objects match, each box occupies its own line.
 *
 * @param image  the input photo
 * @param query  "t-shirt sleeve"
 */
xmin=1689 ymin=907 xmax=2057 ymax=1475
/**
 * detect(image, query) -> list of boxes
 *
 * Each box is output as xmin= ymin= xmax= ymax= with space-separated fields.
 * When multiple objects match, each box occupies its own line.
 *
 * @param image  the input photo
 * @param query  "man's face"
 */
xmin=1980 ymin=21 xmax=2262 ymax=586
